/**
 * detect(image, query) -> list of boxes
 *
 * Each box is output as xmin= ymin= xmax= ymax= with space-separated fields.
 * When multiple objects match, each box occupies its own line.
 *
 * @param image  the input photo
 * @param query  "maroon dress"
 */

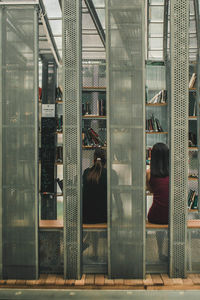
xmin=148 ymin=176 xmax=169 ymax=224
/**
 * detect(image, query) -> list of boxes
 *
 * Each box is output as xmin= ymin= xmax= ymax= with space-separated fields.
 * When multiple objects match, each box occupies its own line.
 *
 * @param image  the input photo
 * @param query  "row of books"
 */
xmin=146 ymin=89 xmax=167 ymax=104
xmin=56 ymin=115 xmax=63 ymax=132
xmin=188 ymin=189 xmax=198 ymax=209
xmin=82 ymin=99 xmax=106 ymax=116
xmin=82 ymin=127 xmax=105 ymax=147
xmin=146 ymin=115 xmax=163 ymax=132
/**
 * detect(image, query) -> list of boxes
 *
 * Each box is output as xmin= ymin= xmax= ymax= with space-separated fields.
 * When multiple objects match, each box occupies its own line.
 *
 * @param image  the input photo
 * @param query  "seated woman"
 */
xmin=146 ymin=143 xmax=169 ymax=225
xmin=83 ymin=147 xmax=107 ymax=224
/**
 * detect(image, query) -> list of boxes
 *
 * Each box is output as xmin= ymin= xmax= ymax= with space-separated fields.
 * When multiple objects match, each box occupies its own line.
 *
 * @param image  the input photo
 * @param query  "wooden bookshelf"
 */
xmin=188 ymin=177 xmax=198 ymax=181
xmin=146 ymin=131 xmax=168 ymax=134
xmin=146 ymin=103 xmax=167 ymax=107
xmin=189 ymin=147 xmax=198 ymax=151
xmin=82 ymin=86 xmax=106 ymax=91
xmin=82 ymin=145 xmax=106 ymax=150
xmin=55 ymin=162 xmax=63 ymax=165
xmin=82 ymin=115 xmax=106 ymax=119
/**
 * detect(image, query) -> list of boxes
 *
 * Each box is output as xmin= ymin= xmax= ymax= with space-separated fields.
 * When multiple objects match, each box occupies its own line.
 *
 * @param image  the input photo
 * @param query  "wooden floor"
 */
xmin=1 ymin=274 xmax=200 ymax=290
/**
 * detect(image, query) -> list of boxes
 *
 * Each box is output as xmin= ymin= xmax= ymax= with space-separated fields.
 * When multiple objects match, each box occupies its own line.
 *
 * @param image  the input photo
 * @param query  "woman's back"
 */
xmin=83 ymin=167 xmax=107 ymax=224
xmin=148 ymin=175 xmax=169 ymax=224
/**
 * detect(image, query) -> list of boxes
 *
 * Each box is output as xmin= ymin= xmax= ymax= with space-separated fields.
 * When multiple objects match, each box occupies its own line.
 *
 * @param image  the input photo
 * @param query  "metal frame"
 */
xmin=0 ymin=2 xmax=39 ymax=279
xmin=34 ymin=5 xmax=39 ymax=279
xmin=62 ymin=0 xmax=82 ymax=279
xmin=39 ymin=0 xmax=61 ymax=66
xmin=194 ymin=0 xmax=200 ymax=214
xmin=84 ymin=0 xmax=105 ymax=48
xmin=0 ymin=6 xmax=3 ymax=279
xmin=163 ymin=0 xmax=169 ymax=63
xmin=169 ymin=0 xmax=189 ymax=278
xmin=0 ymin=1 xmax=39 ymax=4
xmin=106 ymin=0 xmax=145 ymax=279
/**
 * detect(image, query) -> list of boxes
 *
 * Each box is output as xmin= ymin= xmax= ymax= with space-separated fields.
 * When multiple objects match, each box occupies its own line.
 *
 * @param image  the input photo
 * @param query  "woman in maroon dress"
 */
xmin=146 ymin=143 xmax=169 ymax=224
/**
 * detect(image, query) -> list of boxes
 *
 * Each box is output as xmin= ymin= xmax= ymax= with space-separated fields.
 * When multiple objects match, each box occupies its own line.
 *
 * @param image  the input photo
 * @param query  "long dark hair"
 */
xmin=150 ymin=143 xmax=169 ymax=178
xmin=87 ymin=148 xmax=106 ymax=184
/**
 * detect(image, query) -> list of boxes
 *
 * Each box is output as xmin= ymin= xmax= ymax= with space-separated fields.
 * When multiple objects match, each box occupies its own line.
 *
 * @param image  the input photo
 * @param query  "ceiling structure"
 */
xmin=0 ymin=0 xmax=199 ymax=63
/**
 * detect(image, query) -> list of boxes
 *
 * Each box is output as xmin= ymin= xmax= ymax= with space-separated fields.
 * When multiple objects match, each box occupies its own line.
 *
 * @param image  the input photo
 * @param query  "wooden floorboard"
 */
xmin=1 ymin=273 xmax=200 ymax=290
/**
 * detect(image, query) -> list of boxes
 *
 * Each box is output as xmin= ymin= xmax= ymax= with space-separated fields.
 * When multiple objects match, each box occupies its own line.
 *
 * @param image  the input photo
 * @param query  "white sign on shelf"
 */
xmin=42 ymin=104 xmax=55 ymax=118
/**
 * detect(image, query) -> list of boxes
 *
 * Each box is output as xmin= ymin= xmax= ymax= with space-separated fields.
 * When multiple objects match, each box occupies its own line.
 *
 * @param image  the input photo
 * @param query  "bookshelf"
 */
xmin=188 ymin=64 xmax=198 ymax=211
xmin=55 ymin=87 xmax=64 ymax=219
xmin=145 ymin=61 xmax=168 ymax=156
xmin=145 ymin=61 xmax=168 ymax=217
xmin=82 ymin=60 xmax=107 ymax=173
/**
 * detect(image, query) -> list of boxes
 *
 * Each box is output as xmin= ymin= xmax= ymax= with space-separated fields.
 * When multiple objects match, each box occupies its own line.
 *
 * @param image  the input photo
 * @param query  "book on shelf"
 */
xmin=146 ymin=114 xmax=163 ymax=132
xmin=56 ymin=115 xmax=63 ymax=132
xmin=56 ymin=86 xmax=63 ymax=101
xmin=82 ymin=127 xmax=105 ymax=147
xmin=56 ymin=178 xmax=63 ymax=191
xmin=189 ymin=73 xmax=196 ymax=89
xmin=188 ymin=189 xmax=198 ymax=209
xmin=56 ymin=146 xmax=63 ymax=163
xmin=147 ymin=89 xmax=167 ymax=104
xmin=189 ymin=132 xmax=197 ymax=147
xmin=97 ymin=99 xmax=106 ymax=116
xmin=189 ymin=96 xmax=197 ymax=117
xmin=146 ymin=148 xmax=152 ymax=160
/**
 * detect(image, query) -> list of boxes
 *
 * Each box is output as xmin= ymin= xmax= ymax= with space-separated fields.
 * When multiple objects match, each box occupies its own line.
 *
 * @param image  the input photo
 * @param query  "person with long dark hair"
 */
xmin=146 ymin=142 xmax=169 ymax=225
xmin=83 ymin=147 xmax=107 ymax=224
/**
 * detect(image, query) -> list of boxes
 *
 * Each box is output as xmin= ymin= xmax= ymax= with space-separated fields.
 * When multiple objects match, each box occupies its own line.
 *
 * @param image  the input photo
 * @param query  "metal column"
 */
xmin=41 ymin=57 xmax=57 ymax=220
xmin=62 ymin=0 xmax=82 ymax=279
xmin=106 ymin=0 xmax=145 ymax=278
xmin=169 ymin=0 xmax=189 ymax=278
xmin=0 ymin=3 xmax=39 ymax=279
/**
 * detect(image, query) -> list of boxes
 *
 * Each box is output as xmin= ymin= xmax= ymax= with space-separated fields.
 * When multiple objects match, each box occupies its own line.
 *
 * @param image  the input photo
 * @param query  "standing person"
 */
xmin=146 ymin=143 xmax=169 ymax=224
xmin=83 ymin=147 xmax=107 ymax=224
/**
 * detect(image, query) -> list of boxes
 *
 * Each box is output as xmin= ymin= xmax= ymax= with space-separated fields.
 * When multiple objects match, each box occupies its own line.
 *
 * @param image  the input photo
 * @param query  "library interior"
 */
xmin=1 ymin=0 xmax=200 ymax=294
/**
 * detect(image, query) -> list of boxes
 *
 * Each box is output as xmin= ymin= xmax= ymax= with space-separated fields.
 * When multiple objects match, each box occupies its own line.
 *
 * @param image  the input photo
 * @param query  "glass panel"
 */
xmin=54 ymin=37 xmax=62 ymax=49
xmin=149 ymin=23 xmax=163 ymax=37
xmin=49 ymin=20 xmax=62 ymax=35
xmin=150 ymin=0 xmax=164 ymax=4
xmin=43 ymin=0 xmax=62 ymax=18
xmin=93 ymin=0 xmax=105 ymax=7
xmin=107 ymin=0 xmax=145 ymax=278
xmin=96 ymin=8 xmax=105 ymax=29
xmin=149 ymin=6 xmax=164 ymax=21
xmin=149 ymin=37 xmax=163 ymax=50
xmin=1 ymin=5 xmax=37 ymax=279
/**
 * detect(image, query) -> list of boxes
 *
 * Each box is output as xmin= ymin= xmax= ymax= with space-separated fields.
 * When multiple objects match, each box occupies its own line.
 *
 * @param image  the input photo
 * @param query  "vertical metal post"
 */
xmin=194 ymin=0 xmax=200 ymax=214
xmin=0 ymin=3 xmax=39 ymax=279
xmin=169 ymin=0 xmax=189 ymax=278
xmin=34 ymin=5 xmax=39 ymax=280
xmin=62 ymin=0 xmax=82 ymax=279
xmin=106 ymin=0 xmax=145 ymax=279
xmin=0 ymin=7 xmax=3 ymax=279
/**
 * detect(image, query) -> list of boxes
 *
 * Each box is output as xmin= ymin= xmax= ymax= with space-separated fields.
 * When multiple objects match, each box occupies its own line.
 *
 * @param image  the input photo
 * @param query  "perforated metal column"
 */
xmin=169 ymin=0 xmax=189 ymax=278
xmin=62 ymin=0 xmax=82 ymax=279
xmin=106 ymin=0 xmax=145 ymax=278
xmin=194 ymin=0 xmax=200 ymax=214
xmin=0 ymin=7 xmax=3 ymax=278
xmin=0 ymin=4 xmax=38 ymax=279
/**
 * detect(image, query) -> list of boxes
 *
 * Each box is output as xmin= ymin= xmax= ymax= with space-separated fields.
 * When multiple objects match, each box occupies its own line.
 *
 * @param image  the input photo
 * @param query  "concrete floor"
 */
xmin=1 ymin=289 xmax=200 ymax=300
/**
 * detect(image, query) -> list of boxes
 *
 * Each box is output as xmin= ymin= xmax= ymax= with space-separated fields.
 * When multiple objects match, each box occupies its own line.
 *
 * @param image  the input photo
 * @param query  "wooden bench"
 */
xmin=39 ymin=219 xmax=200 ymax=229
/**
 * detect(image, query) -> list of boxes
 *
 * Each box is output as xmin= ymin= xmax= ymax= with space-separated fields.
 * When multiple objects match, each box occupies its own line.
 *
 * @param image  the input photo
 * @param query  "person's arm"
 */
xmin=146 ymin=168 xmax=153 ymax=193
